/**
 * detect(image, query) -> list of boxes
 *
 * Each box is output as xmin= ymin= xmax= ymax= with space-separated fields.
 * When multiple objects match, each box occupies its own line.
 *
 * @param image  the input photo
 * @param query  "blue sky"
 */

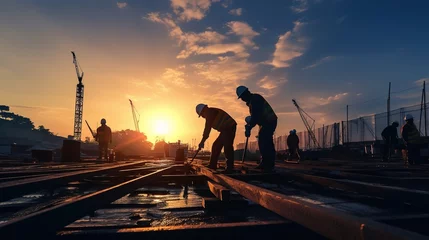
xmin=1 ymin=0 xmax=429 ymax=146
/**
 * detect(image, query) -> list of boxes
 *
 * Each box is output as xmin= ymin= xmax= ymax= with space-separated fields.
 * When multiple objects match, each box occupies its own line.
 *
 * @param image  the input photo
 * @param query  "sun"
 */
xmin=154 ymin=119 xmax=170 ymax=136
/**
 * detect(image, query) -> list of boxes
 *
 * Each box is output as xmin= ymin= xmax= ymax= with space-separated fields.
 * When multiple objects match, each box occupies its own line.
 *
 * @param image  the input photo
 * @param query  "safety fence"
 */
xmin=237 ymin=103 xmax=428 ymax=152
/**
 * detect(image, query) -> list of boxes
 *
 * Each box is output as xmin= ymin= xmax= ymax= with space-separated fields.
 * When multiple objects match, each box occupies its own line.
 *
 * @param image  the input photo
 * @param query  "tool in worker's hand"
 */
xmin=85 ymin=120 xmax=95 ymax=138
xmin=188 ymin=147 xmax=201 ymax=165
xmin=241 ymin=136 xmax=249 ymax=163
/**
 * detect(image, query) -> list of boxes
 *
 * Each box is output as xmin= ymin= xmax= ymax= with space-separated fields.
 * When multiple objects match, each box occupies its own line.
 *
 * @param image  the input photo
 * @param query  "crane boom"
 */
xmin=71 ymin=51 xmax=84 ymax=141
xmin=292 ymin=99 xmax=321 ymax=149
xmin=129 ymin=99 xmax=140 ymax=132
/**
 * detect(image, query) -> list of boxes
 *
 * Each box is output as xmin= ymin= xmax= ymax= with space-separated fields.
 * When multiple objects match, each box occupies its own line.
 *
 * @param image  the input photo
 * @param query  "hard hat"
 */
xmin=392 ymin=121 xmax=399 ymax=126
xmin=236 ymin=86 xmax=249 ymax=99
xmin=196 ymin=104 xmax=207 ymax=117
xmin=292 ymin=129 xmax=296 ymax=133
xmin=245 ymin=116 xmax=251 ymax=124
xmin=404 ymin=114 xmax=413 ymax=121
xmin=101 ymin=118 xmax=106 ymax=125
xmin=289 ymin=130 xmax=293 ymax=134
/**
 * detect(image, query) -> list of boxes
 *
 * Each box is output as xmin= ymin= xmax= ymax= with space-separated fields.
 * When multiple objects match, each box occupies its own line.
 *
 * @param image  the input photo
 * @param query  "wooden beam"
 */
xmin=196 ymin=166 xmax=427 ymax=240
xmin=0 ymin=166 xmax=178 ymax=239
xmin=0 ymin=161 xmax=147 ymax=202
xmin=56 ymin=220 xmax=324 ymax=240
xmin=207 ymin=180 xmax=230 ymax=201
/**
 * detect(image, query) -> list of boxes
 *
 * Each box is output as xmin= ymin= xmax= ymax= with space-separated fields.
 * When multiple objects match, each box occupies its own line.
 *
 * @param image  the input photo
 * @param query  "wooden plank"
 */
xmin=0 ymin=166 xmax=178 ymax=239
xmin=57 ymin=220 xmax=324 ymax=240
xmin=0 ymin=161 xmax=147 ymax=202
xmin=196 ymin=166 xmax=428 ymax=240
xmin=207 ymin=180 xmax=230 ymax=201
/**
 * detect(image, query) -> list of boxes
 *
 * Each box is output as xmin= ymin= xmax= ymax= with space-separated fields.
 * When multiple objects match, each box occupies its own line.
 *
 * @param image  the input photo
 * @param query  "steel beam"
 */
xmin=0 ymin=161 xmax=147 ymax=202
xmin=0 ymin=166 xmax=178 ymax=239
xmin=196 ymin=166 xmax=427 ymax=240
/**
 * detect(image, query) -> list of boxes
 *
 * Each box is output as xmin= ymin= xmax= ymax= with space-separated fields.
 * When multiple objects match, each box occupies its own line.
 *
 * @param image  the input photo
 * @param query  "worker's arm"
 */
xmin=402 ymin=126 xmax=409 ymax=143
xmin=381 ymin=127 xmax=387 ymax=140
xmin=108 ymin=127 xmax=112 ymax=143
xmin=95 ymin=128 xmax=99 ymax=141
xmin=248 ymin=95 xmax=263 ymax=128
xmin=200 ymin=113 xmax=214 ymax=147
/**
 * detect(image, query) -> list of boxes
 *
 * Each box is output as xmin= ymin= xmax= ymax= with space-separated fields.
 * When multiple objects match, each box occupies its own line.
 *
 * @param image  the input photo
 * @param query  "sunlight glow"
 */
xmin=153 ymin=119 xmax=170 ymax=136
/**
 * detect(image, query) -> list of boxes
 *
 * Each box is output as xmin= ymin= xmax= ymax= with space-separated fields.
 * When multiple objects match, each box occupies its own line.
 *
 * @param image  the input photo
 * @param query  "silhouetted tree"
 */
xmin=36 ymin=125 xmax=53 ymax=135
xmin=111 ymin=129 xmax=152 ymax=155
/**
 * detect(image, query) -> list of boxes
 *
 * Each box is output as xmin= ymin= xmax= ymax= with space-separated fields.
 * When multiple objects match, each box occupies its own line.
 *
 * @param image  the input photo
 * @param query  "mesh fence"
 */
xmin=238 ymin=103 xmax=428 ymax=152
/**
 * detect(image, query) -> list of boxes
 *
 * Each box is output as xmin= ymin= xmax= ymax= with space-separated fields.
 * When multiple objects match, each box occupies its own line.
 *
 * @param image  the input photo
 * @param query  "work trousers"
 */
xmin=209 ymin=125 xmax=236 ymax=170
xmin=382 ymin=140 xmax=393 ymax=161
xmin=98 ymin=142 xmax=109 ymax=160
xmin=407 ymin=143 xmax=420 ymax=165
xmin=288 ymin=145 xmax=300 ymax=160
xmin=258 ymin=119 xmax=277 ymax=169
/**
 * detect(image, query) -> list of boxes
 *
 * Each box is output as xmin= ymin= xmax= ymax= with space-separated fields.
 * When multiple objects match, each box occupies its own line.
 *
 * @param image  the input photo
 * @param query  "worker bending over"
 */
xmin=401 ymin=114 xmax=421 ymax=165
xmin=196 ymin=104 xmax=237 ymax=173
xmin=236 ymin=86 xmax=278 ymax=172
xmin=95 ymin=118 xmax=112 ymax=161
xmin=287 ymin=129 xmax=300 ymax=161
xmin=381 ymin=121 xmax=399 ymax=162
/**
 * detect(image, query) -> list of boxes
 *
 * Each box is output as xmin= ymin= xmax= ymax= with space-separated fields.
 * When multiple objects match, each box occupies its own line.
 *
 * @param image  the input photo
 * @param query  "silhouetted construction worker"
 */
xmin=196 ymin=104 xmax=237 ymax=173
xmin=381 ymin=121 xmax=399 ymax=162
xmin=95 ymin=118 xmax=112 ymax=160
xmin=236 ymin=86 xmax=278 ymax=172
xmin=401 ymin=114 xmax=421 ymax=165
xmin=287 ymin=129 xmax=300 ymax=161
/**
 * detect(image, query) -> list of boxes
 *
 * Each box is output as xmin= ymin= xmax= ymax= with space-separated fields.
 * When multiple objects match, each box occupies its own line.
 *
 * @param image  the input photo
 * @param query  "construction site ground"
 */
xmin=0 ymin=157 xmax=429 ymax=239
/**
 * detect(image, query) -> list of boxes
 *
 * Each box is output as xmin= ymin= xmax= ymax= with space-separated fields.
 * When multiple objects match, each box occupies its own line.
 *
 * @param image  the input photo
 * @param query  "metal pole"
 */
xmin=425 ymin=81 xmax=427 ymax=136
xmin=346 ymin=105 xmax=349 ymax=143
xmin=387 ymin=82 xmax=391 ymax=127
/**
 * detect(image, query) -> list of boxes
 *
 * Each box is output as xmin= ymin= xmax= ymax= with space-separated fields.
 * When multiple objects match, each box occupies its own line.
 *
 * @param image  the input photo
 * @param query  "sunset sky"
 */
xmin=1 ymin=0 xmax=429 ymax=149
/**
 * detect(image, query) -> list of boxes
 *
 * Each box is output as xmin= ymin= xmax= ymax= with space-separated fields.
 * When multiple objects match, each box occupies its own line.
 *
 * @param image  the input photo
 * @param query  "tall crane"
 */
xmin=71 ymin=51 xmax=84 ymax=141
xmin=292 ymin=99 xmax=321 ymax=149
xmin=129 ymin=99 xmax=140 ymax=132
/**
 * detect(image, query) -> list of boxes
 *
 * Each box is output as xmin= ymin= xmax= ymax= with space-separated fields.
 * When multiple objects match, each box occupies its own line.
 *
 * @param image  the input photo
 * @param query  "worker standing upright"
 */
xmin=287 ymin=129 xmax=300 ymax=161
xmin=196 ymin=104 xmax=237 ymax=173
xmin=401 ymin=114 xmax=421 ymax=165
xmin=381 ymin=121 xmax=399 ymax=162
xmin=236 ymin=86 xmax=278 ymax=172
xmin=95 ymin=118 xmax=112 ymax=161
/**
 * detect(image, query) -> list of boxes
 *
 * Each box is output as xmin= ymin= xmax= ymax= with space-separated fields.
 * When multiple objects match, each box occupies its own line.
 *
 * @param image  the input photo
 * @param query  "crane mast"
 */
xmin=129 ymin=99 xmax=140 ymax=132
xmin=292 ymin=99 xmax=321 ymax=149
xmin=71 ymin=51 xmax=84 ymax=141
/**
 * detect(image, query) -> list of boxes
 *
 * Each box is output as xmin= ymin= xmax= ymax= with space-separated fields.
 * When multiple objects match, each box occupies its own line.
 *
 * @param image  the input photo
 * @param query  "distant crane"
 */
xmin=71 ymin=51 xmax=84 ymax=141
xmin=129 ymin=99 xmax=140 ymax=132
xmin=292 ymin=99 xmax=321 ymax=149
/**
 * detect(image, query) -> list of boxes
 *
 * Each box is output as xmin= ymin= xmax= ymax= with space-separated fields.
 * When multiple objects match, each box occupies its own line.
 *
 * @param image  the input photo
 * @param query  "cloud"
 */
xmin=10 ymin=105 xmax=70 ymax=111
xmin=269 ymin=21 xmax=306 ymax=68
xmin=357 ymin=93 xmax=362 ymax=96
xmin=171 ymin=0 xmax=214 ymax=21
xmin=258 ymin=76 xmax=287 ymax=90
xmin=291 ymin=0 xmax=308 ymax=13
xmin=146 ymin=13 xmax=253 ymax=58
xmin=221 ymin=0 xmax=232 ymax=8
xmin=117 ymin=2 xmax=128 ymax=9
xmin=227 ymin=21 xmax=260 ymax=48
xmin=308 ymin=92 xmax=349 ymax=106
xmin=229 ymin=8 xmax=243 ymax=16
xmin=192 ymin=56 xmax=256 ymax=84
xmin=257 ymin=76 xmax=287 ymax=98
xmin=302 ymin=56 xmax=335 ymax=70
xmin=162 ymin=66 xmax=190 ymax=88
xmin=415 ymin=78 xmax=429 ymax=86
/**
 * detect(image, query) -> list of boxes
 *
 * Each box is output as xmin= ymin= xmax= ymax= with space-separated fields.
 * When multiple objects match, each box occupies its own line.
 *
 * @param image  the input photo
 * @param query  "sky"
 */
xmin=1 ymin=0 xmax=429 ymax=149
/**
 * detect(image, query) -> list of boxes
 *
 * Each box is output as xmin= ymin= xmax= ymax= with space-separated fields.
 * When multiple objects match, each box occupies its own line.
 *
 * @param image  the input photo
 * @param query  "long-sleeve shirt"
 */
xmin=202 ymin=108 xmax=237 ymax=139
xmin=247 ymin=93 xmax=277 ymax=128
xmin=401 ymin=122 xmax=420 ymax=144
xmin=381 ymin=125 xmax=398 ymax=143
xmin=287 ymin=134 xmax=299 ymax=148
xmin=96 ymin=125 xmax=112 ymax=143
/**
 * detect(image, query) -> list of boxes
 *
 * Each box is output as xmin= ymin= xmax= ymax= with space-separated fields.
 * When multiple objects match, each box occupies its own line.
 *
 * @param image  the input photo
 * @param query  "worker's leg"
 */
xmin=408 ymin=144 xmax=420 ymax=165
xmin=98 ymin=144 xmax=103 ymax=160
xmin=258 ymin=120 xmax=277 ymax=171
xmin=222 ymin=125 xmax=236 ymax=171
xmin=103 ymin=145 xmax=109 ymax=160
xmin=209 ymin=134 xmax=223 ymax=169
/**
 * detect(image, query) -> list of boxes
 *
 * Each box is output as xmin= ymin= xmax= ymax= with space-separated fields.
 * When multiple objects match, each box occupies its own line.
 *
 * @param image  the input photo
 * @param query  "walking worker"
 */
xmin=95 ymin=118 xmax=112 ymax=161
xmin=236 ymin=86 xmax=278 ymax=172
xmin=401 ymin=114 xmax=421 ymax=165
xmin=196 ymin=104 xmax=237 ymax=173
xmin=287 ymin=129 xmax=300 ymax=161
xmin=381 ymin=121 xmax=399 ymax=162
